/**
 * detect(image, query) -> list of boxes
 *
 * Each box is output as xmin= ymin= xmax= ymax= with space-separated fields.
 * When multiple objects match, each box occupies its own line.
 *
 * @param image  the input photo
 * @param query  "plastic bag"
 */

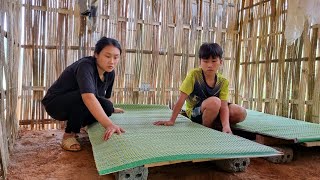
xmin=285 ymin=0 xmax=320 ymax=45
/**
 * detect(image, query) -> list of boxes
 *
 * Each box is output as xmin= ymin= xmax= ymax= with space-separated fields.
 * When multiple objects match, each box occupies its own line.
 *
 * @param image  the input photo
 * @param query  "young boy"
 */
xmin=154 ymin=43 xmax=247 ymax=134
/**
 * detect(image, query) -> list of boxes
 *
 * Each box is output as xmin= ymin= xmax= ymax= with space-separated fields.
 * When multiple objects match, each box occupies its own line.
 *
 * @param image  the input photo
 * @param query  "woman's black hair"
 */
xmin=94 ymin=37 xmax=122 ymax=55
xmin=198 ymin=43 xmax=223 ymax=59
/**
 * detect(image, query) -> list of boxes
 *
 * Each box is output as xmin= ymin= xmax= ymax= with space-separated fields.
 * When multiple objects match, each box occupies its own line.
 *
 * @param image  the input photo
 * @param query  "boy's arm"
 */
xmin=154 ymin=92 xmax=188 ymax=126
xmin=220 ymin=100 xmax=232 ymax=134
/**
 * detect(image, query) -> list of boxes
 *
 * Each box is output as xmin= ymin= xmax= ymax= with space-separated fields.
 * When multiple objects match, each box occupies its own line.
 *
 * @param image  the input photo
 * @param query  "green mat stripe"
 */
xmin=233 ymin=110 xmax=320 ymax=143
xmin=88 ymin=104 xmax=281 ymax=175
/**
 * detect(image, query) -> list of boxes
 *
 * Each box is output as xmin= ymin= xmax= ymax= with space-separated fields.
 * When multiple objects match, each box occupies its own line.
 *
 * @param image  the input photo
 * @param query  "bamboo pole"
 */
xmin=235 ymin=0 xmax=245 ymax=104
xmin=306 ymin=27 xmax=318 ymax=122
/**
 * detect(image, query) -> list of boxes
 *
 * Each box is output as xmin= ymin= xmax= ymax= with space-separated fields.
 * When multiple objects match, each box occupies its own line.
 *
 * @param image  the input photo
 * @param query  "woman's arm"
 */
xmin=82 ymin=93 xmax=113 ymax=128
xmin=82 ymin=93 xmax=125 ymax=140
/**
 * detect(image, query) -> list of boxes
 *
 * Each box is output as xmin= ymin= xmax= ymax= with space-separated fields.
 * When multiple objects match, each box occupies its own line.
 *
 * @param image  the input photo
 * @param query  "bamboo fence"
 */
xmin=0 ymin=0 xmax=319 ymax=178
xmin=0 ymin=0 xmax=22 ymax=177
xmin=15 ymin=0 xmax=239 ymax=130
xmin=236 ymin=0 xmax=320 ymax=123
xmin=0 ymin=0 xmax=238 ymax=175
xmin=0 ymin=0 xmax=239 ymax=176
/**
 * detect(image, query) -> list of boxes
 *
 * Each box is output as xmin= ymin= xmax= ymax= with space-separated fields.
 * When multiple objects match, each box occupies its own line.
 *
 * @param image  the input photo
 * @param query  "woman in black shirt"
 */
xmin=42 ymin=37 xmax=125 ymax=151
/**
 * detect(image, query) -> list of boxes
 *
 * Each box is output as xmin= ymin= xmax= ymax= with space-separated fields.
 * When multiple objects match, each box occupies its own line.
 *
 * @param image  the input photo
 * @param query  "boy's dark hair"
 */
xmin=198 ymin=43 xmax=223 ymax=59
xmin=94 ymin=37 xmax=122 ymax=55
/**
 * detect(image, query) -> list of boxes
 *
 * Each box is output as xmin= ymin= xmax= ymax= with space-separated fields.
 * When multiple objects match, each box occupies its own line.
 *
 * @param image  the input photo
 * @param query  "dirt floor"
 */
xmin=7 ymin=129 xmax=320 ymax=180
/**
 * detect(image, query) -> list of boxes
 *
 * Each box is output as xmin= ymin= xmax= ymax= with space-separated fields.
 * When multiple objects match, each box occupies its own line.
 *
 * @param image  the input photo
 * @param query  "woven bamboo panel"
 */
xmin=2 ymin=0 xmax=318 ymax=177
xmin=11 ymin=0 xmax=239 ymax=130
xmin=236 ymin=0 xmax=320 ymax=123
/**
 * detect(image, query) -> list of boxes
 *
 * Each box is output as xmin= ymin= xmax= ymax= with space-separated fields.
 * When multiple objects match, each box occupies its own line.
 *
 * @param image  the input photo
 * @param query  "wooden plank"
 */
xmin=145 ymin=158 xmax=221 ymax=168
xmin=57 ymin=8 xmax=72 ymax=15
xmin=146 ymin=154 xmax=270 ymax=168
xmin=19 ymin=119 xmax=55 ymax=126
xmin=302 ymin=141 xmax=320 ymax=147
xmin=144 ymin=160 xmax=188 ymax=168
xmin=255 ymin=134 xmax=294 ymax=145
xmin=192 ymin=158 xmax=217 ymax=163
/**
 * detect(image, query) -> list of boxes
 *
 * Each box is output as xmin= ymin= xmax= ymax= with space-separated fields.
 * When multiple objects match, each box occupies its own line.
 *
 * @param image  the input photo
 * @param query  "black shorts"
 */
xmin=190 ymin=103 xmax=232 ymax=131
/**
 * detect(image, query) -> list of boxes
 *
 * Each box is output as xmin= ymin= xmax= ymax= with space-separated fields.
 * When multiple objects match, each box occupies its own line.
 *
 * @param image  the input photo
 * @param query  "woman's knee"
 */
xmin=43 ymin=102 xmax=70 ymax=120
xmin=97 ymin=97 xmax=114 ymax=116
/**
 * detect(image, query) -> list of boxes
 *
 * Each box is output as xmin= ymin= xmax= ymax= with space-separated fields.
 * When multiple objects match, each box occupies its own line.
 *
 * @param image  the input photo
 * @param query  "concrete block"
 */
xmin=115 ymin=166 xmax=148 ymax=180
xmin=264 ymin=146 xmax=293 ymax=163
xmin=215 ymin=158 xmax=250 ymax=172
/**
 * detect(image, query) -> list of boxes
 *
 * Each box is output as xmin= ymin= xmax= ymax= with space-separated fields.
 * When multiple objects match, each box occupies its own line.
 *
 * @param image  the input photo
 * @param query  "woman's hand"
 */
xmin=153 ymin=120 xmax=175 ymax=126
xmin=103 ymin=124 xmax=125 ymax=140
xmin=114 ymin=108 xmax=124 ymax=113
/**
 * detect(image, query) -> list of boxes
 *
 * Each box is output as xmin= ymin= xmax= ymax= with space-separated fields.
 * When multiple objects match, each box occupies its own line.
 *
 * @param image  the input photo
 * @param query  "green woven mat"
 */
xmin=88 ymin=104 xmax=281 ymax=175
xmin=233 ymin=110 xmax=320 ymax=143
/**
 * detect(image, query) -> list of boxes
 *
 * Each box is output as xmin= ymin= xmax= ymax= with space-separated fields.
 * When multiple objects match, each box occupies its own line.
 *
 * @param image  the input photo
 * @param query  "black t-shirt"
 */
xmin=42 ymin=56 xmax=115 ymax=105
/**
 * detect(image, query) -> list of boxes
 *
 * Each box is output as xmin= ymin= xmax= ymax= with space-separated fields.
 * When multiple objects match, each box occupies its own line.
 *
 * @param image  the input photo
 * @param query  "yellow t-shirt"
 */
xmin=179 ymin=68 xmax=229 ymax=118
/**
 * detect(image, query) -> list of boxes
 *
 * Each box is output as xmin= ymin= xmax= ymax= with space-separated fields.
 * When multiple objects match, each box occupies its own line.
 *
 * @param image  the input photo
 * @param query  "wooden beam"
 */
xmin=301 ymin=141 xmax=320 ymax=147
xmin=144 ymin=160 xmax=187 ymax=168
xmin=240 ymin=57 xmax=320 ymax=65
xmin=192 ymin=158 xmax=217 ymax=163
xmin=255 ymin=134 xmax=294 ymax=145
xmin=145 ymin=158 xmax=219 ymax=168
xmin=19 ymin=119 xmax=56 ymax=125
xmin=243 ymin=0 xmax=269 ymax=10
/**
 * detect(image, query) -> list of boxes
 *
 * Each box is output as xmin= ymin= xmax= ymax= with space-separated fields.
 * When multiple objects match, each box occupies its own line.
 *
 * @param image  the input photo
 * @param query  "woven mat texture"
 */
xmin=88 ymin=104 xmax=281 ymax=175
xmin=233 ymin=110 xmax=320 ymax=143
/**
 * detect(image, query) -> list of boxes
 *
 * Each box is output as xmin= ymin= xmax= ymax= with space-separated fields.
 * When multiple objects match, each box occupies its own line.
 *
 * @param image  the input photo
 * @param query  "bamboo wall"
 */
xmin=236 ymin=0 xmax=320 ymax=123
xmin=16 ymin=0 xmax=239 ymax=130
xmin=0 ymin=0 xmax=237 ymax=176
xmin=1 ymin=0 xmax=319 ymax=177
xmin=0 ymin=0 xmax=21 ymax=178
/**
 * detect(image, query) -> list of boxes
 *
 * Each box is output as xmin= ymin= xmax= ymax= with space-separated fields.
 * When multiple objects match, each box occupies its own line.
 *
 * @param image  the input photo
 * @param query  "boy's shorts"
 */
xmin=190 ymin=103 xmax=232 ymax=131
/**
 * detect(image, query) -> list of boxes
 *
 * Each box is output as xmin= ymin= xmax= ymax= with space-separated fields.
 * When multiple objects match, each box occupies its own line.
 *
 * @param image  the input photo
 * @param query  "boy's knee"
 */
xmin=242 ymin=108 xmax=247 ymax=120
xmin=237 ymin=108 xmax=247 ymax=122
xmin=203 ymin=97 xmax=221 ymax=110
xmin=230 ymin=105 xmax=247 ymax=123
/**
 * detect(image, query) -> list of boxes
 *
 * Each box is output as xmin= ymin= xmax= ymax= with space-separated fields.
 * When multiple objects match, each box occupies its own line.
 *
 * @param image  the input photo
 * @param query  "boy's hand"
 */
xmin=222 ymin=126 xmax=233 ymax=134
xmin=114 ymin=108 xmax=124 ymax=113
xmin=153 ymin=120 xmax=175 ymax=126
xmin=103 ymin=124 xmax=125 ymax=140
